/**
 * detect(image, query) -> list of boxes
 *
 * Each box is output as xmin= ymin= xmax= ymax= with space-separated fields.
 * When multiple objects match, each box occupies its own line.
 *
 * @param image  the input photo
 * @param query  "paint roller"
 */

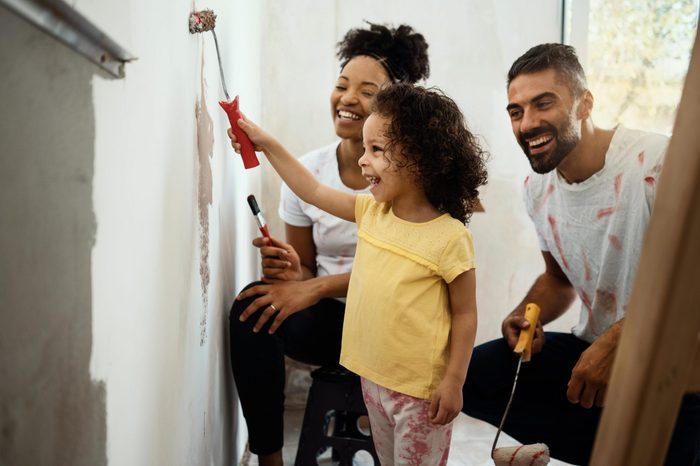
xmin=188 ymin=9 xmax=259 ymax=169
xmin=491 ymin=303 xmax=551 ymax=466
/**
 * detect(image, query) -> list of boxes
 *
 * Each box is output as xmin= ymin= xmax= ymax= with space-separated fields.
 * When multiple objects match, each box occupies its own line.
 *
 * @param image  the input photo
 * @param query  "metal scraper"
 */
xmin=491 ymin=302 xmax=541 ymax=456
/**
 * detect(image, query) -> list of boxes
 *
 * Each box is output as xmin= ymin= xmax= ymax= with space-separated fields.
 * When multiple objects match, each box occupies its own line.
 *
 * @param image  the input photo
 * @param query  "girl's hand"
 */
xmin=235 ymin=279 xmax=322 ymax=334
xmin=253 ymin=235 xmax=303 ymax=282
xmin=429 ymin=377 xmax=463 ymax=425
xmin=226 ymin=117 xmax=271 ymax=153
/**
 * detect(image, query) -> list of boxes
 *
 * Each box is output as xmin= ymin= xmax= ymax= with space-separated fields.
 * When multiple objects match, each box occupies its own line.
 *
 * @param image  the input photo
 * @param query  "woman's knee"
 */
xmin=230 ymin=281 xmax=265 ymax=320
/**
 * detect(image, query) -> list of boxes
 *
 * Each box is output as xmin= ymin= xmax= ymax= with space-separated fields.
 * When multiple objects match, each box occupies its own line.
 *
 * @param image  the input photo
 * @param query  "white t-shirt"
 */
xmin=279 ymin=141 xmax=369 ymax=280
xmin=524 ymin=126 xmax=668 ymax=342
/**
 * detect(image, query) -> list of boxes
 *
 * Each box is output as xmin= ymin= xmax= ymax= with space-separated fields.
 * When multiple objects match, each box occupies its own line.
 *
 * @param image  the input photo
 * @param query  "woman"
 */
xmin=229 ymin=22 xmax=430 ymax=466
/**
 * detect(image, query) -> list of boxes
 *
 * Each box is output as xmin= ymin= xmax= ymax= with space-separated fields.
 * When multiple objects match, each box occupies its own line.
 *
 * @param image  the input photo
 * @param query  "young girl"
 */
xmin=229 ymin=23 xmax=430 ymax=466
xmin=230 ymin=83 xmax=487 ymax=465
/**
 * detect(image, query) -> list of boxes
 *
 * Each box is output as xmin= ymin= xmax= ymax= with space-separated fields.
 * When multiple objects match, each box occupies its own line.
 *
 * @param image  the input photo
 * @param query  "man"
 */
xmin=462 ymin=43 xmax=699 ymax=465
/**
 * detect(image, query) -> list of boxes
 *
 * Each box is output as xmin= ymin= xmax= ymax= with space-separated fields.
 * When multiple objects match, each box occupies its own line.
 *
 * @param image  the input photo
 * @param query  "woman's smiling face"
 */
xmin=330 ymin=55 xmax=390 ymax=142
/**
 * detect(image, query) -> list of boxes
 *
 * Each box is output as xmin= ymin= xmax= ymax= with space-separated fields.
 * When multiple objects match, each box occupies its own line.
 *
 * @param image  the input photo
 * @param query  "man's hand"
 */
xmin=567 ymin=321 xmax=622 ymax=408
xmin=502 ymin=312 xmax=545 ymax=353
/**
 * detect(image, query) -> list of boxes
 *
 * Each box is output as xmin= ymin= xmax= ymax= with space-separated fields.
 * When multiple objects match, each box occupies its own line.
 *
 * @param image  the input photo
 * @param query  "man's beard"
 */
xmin=520 ymin=122 xmax=579 ymax=174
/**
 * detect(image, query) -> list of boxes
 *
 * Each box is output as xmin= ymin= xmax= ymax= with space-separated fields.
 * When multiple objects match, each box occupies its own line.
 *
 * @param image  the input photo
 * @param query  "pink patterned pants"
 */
xmin=361 ymin=377 xmax=453 ymax=466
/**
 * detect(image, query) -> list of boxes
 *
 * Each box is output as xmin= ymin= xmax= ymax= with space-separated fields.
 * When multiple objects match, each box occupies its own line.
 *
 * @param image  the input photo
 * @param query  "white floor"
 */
xmin=244 ymin=408 xmax=576 ymax=466
xmin=241 ymin=360 xmax=575 ymax=466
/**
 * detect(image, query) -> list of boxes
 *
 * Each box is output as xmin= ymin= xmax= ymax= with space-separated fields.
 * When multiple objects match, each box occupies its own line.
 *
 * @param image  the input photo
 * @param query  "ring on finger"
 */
xmin=269 ymin=304 xmax=277 ymax=312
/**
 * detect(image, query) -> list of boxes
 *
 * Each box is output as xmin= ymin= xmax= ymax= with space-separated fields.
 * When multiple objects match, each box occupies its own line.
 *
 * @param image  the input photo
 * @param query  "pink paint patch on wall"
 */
xmin=195 ymin=53 xmax=214 ymax=345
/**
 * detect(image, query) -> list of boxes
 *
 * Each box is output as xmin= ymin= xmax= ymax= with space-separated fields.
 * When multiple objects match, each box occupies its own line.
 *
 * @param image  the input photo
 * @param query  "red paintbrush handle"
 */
xmin=219 ymin=96 xmax=259 ymax=169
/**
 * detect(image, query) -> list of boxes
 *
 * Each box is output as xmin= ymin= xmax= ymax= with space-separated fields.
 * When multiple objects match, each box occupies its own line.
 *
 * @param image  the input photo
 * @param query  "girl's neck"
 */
xmin=391 ymin=193 xmax=442 ymax=223
xmin=337 ymin=138 xmax=368 ymax=190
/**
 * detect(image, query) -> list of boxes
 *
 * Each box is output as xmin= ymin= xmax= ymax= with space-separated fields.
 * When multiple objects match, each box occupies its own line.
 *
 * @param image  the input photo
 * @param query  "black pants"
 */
xmin=462 ymin=332 xmax=700 ymax=465
xmin=229 ymin=281 xmax=345 ymax=455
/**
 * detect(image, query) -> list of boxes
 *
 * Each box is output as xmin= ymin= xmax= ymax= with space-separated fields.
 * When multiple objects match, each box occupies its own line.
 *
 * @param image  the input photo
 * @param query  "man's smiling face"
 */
xmin=507 ymin=68 xmax=583 ymax=174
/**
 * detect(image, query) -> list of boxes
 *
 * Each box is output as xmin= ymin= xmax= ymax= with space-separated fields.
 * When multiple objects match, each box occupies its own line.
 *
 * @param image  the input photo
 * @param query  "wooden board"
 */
xmin=590 ymin=25 xmax=700 ymax=466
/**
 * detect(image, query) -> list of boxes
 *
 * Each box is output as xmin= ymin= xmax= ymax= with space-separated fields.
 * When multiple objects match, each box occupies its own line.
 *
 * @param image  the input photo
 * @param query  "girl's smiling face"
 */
xmin=330 ymin=55 xmax=390 ymax=142
xmin=358 ymin=113 xmax=413 ymax=204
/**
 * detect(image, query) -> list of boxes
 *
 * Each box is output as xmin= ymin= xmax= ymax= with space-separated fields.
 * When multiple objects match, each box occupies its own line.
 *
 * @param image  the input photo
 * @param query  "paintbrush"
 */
xmin=188 ymin=9 xmax=259 ymax=169
xmin=491 ymin=303 xmax=551 ymax=466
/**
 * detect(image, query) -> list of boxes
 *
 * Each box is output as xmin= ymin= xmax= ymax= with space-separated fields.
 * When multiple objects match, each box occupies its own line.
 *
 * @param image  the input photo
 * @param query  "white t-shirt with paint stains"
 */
xmin=279 ymin=141 xmax=369 ymax=283
xmin=524 ymin=126 xmax=668 ymax=343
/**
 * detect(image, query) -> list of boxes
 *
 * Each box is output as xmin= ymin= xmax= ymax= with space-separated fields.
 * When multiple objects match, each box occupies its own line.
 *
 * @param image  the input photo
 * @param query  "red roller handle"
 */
xmin=219 ymin=95 xmax=259 ymax=169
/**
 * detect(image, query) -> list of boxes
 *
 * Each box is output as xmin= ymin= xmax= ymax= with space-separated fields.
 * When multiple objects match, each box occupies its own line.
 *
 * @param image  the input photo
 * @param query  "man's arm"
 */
xmin=502 ymin=250 xmax=577 ymax=351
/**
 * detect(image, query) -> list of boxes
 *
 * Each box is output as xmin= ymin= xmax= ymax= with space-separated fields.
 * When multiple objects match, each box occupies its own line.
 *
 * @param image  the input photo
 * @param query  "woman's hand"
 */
xmin=235 ymin=279 xmax=323 ymax=334
xmin=254 ymin=235 xmax=303 ymax=282
xmin=429 ymin=376 xmax=463 ymax=425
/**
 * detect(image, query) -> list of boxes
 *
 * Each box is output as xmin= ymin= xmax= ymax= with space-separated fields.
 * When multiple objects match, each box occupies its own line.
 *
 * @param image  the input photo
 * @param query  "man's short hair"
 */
xmin=507 ymin=43 xmax=588 ymax=97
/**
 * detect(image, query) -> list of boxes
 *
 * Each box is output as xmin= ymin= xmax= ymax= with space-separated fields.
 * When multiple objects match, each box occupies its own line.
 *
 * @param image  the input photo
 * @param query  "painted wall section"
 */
xmin=259 ymin=0 xmax=579 ymax=345
xmin=1 ymin=1 xmax=261 ymax=465
xmin=0 ymin=7 xmax=106 ymax=466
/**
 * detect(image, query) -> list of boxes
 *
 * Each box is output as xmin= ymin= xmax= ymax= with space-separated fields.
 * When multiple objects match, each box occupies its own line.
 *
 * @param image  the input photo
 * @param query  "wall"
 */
xmin=259 ymin=0 xmax=580 ymax=345
xmin=0 ymin=0 xmax=262 ymax=464
xmin=0 ymin=7 xmax=106 ymax=466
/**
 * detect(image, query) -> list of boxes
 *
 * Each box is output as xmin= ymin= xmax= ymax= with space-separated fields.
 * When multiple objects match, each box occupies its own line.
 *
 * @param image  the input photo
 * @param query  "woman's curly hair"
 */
xmin=372 ymin=83 xmax=488 ymax=224
xmin=337 ymin=22 xmax=430 ymax=84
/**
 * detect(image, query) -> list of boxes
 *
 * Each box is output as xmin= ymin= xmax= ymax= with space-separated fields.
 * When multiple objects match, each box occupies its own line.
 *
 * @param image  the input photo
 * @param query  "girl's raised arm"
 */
xmin=228 ymin=119 xmax=356 ymax=222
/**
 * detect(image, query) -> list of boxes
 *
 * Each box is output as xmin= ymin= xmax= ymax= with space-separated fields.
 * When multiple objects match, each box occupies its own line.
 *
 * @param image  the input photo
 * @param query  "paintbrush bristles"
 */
xmin=188 ymin=9 xmax=217 ymax=33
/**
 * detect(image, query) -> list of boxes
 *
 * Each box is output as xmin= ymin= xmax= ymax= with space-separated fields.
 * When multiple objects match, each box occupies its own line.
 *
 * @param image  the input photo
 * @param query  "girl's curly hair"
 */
xmin=372 ymin=83 xmax=488 ymax=224
xmin=337 ymin=22 xmax=430 ymax=84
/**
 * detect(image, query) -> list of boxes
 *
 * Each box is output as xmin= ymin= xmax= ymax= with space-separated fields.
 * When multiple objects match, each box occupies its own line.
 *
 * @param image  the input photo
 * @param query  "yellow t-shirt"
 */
xmin=340 ymin=194 xmax=475 ymax=399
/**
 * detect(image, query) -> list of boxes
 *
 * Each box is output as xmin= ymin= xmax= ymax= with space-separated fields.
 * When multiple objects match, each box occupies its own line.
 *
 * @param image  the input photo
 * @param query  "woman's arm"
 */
xmin=229 ymin=122 xmax=357 ymax=222
xmin=429 ymin=269 xmax=477 ymax=425
xmin=235 ymin=223 xmax=353 ymax=333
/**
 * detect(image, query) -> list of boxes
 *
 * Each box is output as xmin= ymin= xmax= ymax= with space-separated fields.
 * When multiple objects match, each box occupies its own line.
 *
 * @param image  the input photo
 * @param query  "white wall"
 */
xmin=259 ymin=0 xmax=579 ymax=345
xmin=85 ymin=0 xmax=263 ymax=464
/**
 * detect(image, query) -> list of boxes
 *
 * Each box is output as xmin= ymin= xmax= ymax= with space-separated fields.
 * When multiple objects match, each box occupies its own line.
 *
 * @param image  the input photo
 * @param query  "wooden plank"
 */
xmin=590 ymin=26 xmax=700 ymax=466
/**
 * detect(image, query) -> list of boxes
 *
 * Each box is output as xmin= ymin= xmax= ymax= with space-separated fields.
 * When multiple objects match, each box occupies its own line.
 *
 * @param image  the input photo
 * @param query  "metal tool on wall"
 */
xmin=491 ymin=303 xmax=551 ymax=466
xmin=188 ymin=9 xmax=259 ymax=169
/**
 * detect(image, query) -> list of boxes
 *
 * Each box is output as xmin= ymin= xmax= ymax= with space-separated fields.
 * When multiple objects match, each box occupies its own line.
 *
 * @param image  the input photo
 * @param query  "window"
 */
xmin=566 ymin=0 xmax=699 ymax=135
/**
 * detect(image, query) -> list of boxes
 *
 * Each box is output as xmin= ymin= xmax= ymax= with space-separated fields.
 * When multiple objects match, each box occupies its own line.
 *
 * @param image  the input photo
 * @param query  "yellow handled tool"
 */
xmin=491 ymin=303 xmax=542 ymax=457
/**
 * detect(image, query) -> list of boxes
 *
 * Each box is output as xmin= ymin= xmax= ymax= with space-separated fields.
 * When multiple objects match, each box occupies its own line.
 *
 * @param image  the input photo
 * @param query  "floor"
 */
xmin=241 ymin=360 xmax=575 ymax=466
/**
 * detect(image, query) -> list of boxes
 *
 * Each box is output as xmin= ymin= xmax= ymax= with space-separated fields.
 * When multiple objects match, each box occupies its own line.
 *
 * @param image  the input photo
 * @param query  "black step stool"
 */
xmin=294 ymin=365 xmax=379 ymax=466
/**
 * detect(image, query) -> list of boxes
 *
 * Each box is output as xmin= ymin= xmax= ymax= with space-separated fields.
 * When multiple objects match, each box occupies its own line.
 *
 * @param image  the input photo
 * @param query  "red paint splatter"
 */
xmin=638 ymin=151 xmax=645 ymax=165
xmin=644 ymin=176 xmax=655 ymax=187
xmin=580 ymin=290 xmax=596 ymax=331
xmin=548 ymin=215 xmax=570 ymax=270
xmin=613 ymin=174 xmax=622 ymax=196
xmin=582 ymin=251 xmax=592 ymax=281
xmin=509 ymin=445 xmax=525 ymax=466
xmin=536 ymin=184 xmax=555 ymax=212
xmin=596 ymin=174 xmax=622 ymax=219
xmin=524 ymin=175 xmax=530 ymax=186
xmin=529 ymin=450 xmax=548 ymax=466
xmin=596 ymin=289 xmax=618 ymax=315
xmin=608 ymin=234 xmax=623 ymax=250
xmin=596 ymin=207 xmax=616 ymax=219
